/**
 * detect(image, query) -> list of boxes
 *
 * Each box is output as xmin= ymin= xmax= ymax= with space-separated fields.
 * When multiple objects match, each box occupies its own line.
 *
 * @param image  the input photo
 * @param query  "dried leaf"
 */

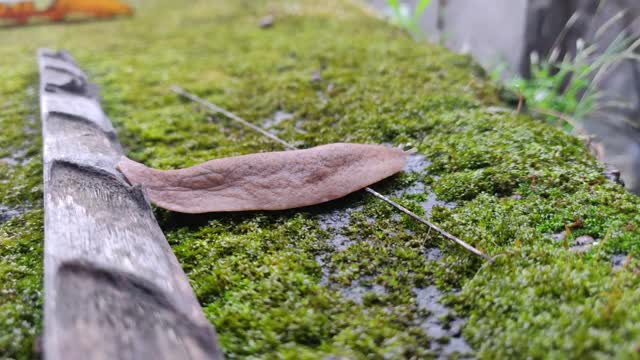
xmin=117 ymin=143 xmax=406 ymax=213
xmin=0 ymin=0 xmax=132 ymax=24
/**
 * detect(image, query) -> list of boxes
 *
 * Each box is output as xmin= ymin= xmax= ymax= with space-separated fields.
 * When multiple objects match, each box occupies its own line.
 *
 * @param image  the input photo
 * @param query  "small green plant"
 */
xmin=495 ymin=11 xmax=640 ymax=133
xmin=385 ymin=0 xmax=431 ymax=38
xmin=497 ymin=47 xmax=597 ymax=132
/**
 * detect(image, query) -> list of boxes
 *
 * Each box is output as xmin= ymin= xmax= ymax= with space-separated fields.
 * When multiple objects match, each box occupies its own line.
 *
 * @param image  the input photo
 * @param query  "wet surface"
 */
xmin=262 ymin=111 xmax=294 ymax=133
xmin=1 ymin=97 xmax=37 ymax=167
xmin=394 ymin=154 xmax=456 ymax=216
xmin=611 ymin=254 xmax=629 ymax=269
xmin=314 ymin=153 xmax=473 ymax=358
xmin=315 ymin=254 xmax=330 ymax=286
xmin=569 ymin=235 xmax=597 ymax=253
xmin=341 ymin=277 xmax=386 ymax=305
xmin=0 ymin=205 xmax=22 ymax=225
xmin=424 ymin=247 xmax=443 ymax=261
xmin=550 ymin=231 xmax=566 ymax=243
xmin=0 ymin=147 xmax=29 ymax=166
xmin=316 ymin=205 xmax=361 ymax=251
xmin=550 ymin=232 xmax=602 ymax=253
xmin=403 ymin=152 xmax=432 ymax=173
xmin=414 ymin=286 xmax=473 ymax=358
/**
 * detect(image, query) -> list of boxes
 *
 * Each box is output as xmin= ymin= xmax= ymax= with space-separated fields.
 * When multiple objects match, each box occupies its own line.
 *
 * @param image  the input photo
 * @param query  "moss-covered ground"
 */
xmin=1 ymin=0 xmax=640 ymax=359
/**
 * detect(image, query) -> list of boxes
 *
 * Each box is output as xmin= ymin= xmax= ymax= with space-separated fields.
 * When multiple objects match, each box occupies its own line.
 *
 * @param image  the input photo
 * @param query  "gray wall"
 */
xmin=369 ymin=0 xmax=640 ymax=193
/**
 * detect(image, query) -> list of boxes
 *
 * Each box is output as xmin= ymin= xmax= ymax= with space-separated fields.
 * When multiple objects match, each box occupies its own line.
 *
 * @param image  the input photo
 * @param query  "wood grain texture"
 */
xmin=38 ymin=49 xmax=223 ymax=360
xmin=117 ymin=143 xmax=406 ymax=213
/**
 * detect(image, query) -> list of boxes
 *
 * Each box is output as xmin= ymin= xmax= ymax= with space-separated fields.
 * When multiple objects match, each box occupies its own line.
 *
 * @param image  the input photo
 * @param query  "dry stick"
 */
xmin=170 ymin=85 xmax=492 ymax=262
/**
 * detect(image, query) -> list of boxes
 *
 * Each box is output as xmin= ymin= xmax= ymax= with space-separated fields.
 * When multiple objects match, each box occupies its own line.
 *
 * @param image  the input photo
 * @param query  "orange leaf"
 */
xmin=1 ymin=0 xmax=133 ymax=24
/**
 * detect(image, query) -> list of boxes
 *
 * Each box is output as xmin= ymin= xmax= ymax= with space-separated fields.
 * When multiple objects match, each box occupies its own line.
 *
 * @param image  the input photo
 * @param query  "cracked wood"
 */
xmin=38 ymin=49 xmax=223 ymax=360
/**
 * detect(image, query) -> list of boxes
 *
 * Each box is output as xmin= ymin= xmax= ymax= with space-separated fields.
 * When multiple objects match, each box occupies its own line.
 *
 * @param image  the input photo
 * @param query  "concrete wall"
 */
xmin=369 ymin=0 xmax=528 ymax=73
xmin=368 ymin=0 xmax=640 ymax=194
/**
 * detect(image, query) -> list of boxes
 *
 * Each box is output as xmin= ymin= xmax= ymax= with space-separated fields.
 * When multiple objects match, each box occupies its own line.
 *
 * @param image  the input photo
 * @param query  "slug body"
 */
xmin=117 ymin=143 xmax=406 ymax=213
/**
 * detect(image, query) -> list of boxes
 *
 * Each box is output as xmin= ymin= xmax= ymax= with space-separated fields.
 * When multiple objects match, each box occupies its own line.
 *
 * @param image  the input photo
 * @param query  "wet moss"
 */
xmin=167 ymin=213 xmax=432 ymax=359
xmin=450 ymin=253 xmax=640 ymax=359
xmin=0 ymin=210 xmax=44 ymax=359
xmin=0 ymin=63 xmax=44 ymax=358
xmin=0 ymin=0 xmax=639 ymax=359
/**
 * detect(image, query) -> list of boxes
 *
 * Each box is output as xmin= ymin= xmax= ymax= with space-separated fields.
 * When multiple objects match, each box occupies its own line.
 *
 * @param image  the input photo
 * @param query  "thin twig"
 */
xmin=364 ymin=187 xmax=490 ymax=260
xmin=171 ymin=85 xmax=492 ymax=262
xmin=170 ymin=85 xmax=293 ymax=150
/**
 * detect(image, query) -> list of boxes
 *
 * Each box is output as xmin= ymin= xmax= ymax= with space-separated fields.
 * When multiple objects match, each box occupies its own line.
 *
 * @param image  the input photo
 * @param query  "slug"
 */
xmin=116 ymin=143 xmax=406 ymax=213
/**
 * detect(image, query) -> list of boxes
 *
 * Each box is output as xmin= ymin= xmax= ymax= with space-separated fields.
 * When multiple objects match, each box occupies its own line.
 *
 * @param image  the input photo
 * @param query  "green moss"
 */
xmin=0 ymin=210 xmax=44 ymax=359
xmin=1 ymin=0 xmax=640 ymax=359
xmin=166 ymin=213 xmax=431 ymax=359
xmin=0 ymin=62 xmax=44 ymax=358
xmin=450 ymin=253 xmax=640 ymax=359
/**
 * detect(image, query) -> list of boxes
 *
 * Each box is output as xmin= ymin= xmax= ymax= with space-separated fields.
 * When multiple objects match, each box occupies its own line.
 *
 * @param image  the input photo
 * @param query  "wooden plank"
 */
xmin=38 ymin=49 xmax=223 ymax=360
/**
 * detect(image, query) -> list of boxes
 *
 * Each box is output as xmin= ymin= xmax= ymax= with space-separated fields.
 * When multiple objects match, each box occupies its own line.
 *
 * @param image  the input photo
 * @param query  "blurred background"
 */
xmin=370 ymin=0 xmax=640 ymax=194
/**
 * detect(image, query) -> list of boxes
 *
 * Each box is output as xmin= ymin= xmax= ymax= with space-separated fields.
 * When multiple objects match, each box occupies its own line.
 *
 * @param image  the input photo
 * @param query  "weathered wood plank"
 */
xmin=38 ymin=49 xmax=223 ymax=360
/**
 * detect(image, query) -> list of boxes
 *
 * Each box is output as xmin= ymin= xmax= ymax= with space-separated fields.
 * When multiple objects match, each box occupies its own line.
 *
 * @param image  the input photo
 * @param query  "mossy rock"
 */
xmin=1 ymin=0 xmax=640 ymax=359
